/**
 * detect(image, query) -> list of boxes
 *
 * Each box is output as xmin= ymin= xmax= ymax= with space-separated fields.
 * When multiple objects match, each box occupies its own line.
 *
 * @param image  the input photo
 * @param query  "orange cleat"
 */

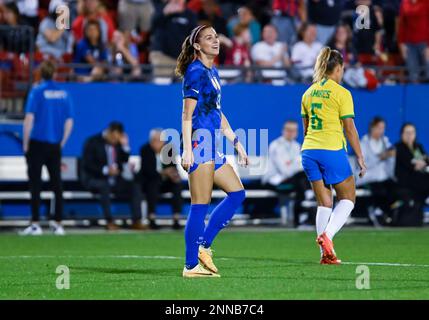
xmin=316 ymin=232 xmax=336 ymax=260
xmin=320 ymin=255 xmax=342 ymax=265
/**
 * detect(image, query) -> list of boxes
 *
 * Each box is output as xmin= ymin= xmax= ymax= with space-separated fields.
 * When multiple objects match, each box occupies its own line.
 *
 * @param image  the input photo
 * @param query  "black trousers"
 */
xmin=26 ymin=139 xmax=63 ymax=222
xmin=268 ymin=171 xmax=311 ymax=226
xmin=364 ymin=179 xmax=399 ymax=216
xmin=83 ymin=177 xmax=143 ymax=223
xmin=141 ymin=175 xmax=183 ymax=215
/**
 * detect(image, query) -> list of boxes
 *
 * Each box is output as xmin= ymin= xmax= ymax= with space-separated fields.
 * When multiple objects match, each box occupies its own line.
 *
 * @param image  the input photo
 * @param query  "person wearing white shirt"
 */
xmin=291 ymin=23 xmax=323 ymax=81
xmin=357 ymin=117 xmax=397 ymax=224
xmin=262 ymin=120 xmax=310 ymax=227
xmin=251 ymin=24 xmax=290 ymax=82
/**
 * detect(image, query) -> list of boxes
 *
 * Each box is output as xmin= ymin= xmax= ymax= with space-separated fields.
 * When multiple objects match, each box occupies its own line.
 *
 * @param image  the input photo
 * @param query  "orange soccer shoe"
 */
xmin=320 ymin=255 xmax=342 ymax=265
xmin=316 ymin=232 xmax=336 ymax=260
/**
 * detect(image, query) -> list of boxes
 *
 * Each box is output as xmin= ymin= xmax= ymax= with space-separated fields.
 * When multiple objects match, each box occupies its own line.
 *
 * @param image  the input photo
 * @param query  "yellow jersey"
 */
xmin=301 ymin=78 xmax=355 ymax=151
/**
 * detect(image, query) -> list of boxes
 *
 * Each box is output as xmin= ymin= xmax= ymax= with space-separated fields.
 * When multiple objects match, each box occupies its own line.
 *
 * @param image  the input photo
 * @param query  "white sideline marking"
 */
xmin=1 ymin=255 xmax=429 ymax=268
xmin=341 ymin=261 xmax=429 ymax=268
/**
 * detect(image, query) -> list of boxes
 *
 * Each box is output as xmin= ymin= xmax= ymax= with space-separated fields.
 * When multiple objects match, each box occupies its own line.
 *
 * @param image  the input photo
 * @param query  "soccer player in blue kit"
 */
xmin=176 ymin=25 xmax=249 ymax=278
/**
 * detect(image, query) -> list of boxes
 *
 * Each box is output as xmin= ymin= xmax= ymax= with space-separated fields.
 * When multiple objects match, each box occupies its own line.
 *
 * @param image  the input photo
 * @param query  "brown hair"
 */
xmin=233 ymin=23 xmax=248 ymax=37
xmin=175 ymin=25 xmax=210 ymax=78
xmin=40 ymin=60 xmax=56 ymax=80
xmin=313 ymin=47 xmax=344 ymax=83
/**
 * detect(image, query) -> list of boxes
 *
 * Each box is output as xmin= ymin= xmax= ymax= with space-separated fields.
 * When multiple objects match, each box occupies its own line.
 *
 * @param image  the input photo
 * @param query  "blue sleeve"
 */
xmin=183 ymin=67 xmax=204 ymax=100
xmin=25 ymin=88 xmax=38 ymax=114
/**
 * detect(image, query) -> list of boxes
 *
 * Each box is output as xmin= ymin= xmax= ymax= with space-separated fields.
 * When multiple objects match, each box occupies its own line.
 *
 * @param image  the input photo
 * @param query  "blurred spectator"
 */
xmin=262 ymin=120 xmax=310 ymax=227
xmin=375 ymin=0 xmax=401 ymax=54
xmin=191 ymin=0 xmax=229 ymax=64
xmin=225 ymin=23 xmax=251 ymax=67
xmin=352 ymin=0 xmax=383 ymax=62
xmin=109 ymin=30 xmax=141 ymax=78
xmin=0 ymin=2 xmax=32 ymax=53
xmin=227 ymin=5 xmax=261 ymax=45
xmin=20 ymin=61 xmax=74 ymax=236
xmin=149 ymin=0 xmax=197 ymax=78
xmin=81 ymin=122 xmax=146 ymax=231
xmin=395 ymin=123 xmax=429 ymax=207
xmin=251 ymin=24 xmax=290 ymax=82
xmin=16 ymin=0 xmax=39 ymax=31
xmin=357 ymin=117 xmax=397 ymax=223
xmin=271 ymin=0 xmax=307 ymax=48
xmin=139 ymin=128 xmax=183 ymax=230
xmin=117 ymin=0 xmax=155 ymax=34
xmin=398 ymin=0 xmax=429 ymax=82
xmin=73 ymin=19 xmax=108 ymax=79
xmin=72 ymin=0 xmax=115 ymax=44
xmin=36 ymin=0 xmax=74 ymax=60
xmin=327 ymin=23 xmax=356 ymax=65
xmin=307 ymin=0 xmax=344 ymax=45
xmin=291 ymin=23 xmax=322 ymax=81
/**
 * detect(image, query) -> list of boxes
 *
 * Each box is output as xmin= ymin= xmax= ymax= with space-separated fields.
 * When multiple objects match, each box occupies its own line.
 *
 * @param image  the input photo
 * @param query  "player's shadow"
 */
xmin=70 ymin=266 xmax=177 ymax=276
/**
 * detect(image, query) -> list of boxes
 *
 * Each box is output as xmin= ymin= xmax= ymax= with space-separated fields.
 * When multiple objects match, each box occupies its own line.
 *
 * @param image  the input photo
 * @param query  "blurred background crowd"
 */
xmin=0 ymin=0 xmax=428 ymax=84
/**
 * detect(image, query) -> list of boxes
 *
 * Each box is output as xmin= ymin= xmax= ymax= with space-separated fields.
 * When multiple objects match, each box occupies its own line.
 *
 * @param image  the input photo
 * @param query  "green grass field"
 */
xmin=1 ymin=228 xmax=428 ymax=300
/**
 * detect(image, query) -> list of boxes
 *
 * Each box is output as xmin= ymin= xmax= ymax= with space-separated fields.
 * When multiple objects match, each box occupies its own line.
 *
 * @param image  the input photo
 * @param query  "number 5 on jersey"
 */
xmin=310 ymin=103 xmax=323 ymax=130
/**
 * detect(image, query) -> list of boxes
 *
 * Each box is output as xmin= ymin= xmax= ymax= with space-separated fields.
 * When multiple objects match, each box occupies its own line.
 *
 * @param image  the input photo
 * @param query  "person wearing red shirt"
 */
xmin=72 ymin=0 xmax=115 ymax=44
xmin=398 ymin=0 xmax=429 ymax=82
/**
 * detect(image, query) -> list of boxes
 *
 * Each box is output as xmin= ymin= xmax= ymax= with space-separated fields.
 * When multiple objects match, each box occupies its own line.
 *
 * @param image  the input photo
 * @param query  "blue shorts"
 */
xmin=301 ymin=148 xmax=352 ymax=185
xmin=181 ymin=137 xmax=226 ymax=174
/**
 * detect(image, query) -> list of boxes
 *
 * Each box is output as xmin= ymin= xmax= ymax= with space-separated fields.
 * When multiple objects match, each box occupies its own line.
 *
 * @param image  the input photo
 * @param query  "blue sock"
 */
xmin=185 ymin=204 xmax=209 ymax=269
xmin=202 ymin=190 xmax=246 ymax=248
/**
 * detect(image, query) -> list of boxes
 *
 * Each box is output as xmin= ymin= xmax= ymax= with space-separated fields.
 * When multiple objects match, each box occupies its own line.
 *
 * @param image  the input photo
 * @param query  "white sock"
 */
xmin=316 ymin=206 xmax=332 ymax=236
xmin=325 ymin=199 xmax=355 ymax=240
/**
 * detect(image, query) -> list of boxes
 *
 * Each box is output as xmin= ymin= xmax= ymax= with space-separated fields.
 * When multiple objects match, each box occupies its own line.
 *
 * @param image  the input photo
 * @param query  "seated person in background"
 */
xmin=139 ymin=129 xmax=183 ymax=230
xmin=225 ymin=23 xmax=251 ymax=67
xmin=80 ymin=122 xmax=146 ymax=231
xmin=36 ymin=0 xmax=74 ymax=60
xmin=251 ymin=24 xmax=290 ymax=82
xmin=227 ymin=5 xmax=261 ymax=45
xmin=73 ymin=20 xmax=108 ymax=80
xmin=72 ymin=0 xmax=115 ymax=44
xmin=149 ymin=0 xmax=197 ymax=78
xmin=357 ymin=117 xmax=397 ymax=224
xmin=395 ymin=123 xmax=429 ymax=208
xmin=291 ymin=23 xmax=322 ymax=82
xmin=109 ymin=30 xmax=141 ymax=78
xmin=262 ymin=120 xmax=310 ymax=227
xmin=326 ymin=23 xmax=356 ymax=66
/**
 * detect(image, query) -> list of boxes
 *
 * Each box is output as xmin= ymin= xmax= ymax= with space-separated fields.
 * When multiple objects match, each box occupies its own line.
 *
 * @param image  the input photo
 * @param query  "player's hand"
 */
xmin=23 ymin=143 xmax=29 ymax=154
xmin=181 ymin=149 xmax=194 ymax=173
xmin=235 ymin=143 xmax=249 ymax=167
xmin=357 ymin=156 xmax=367 ymax=178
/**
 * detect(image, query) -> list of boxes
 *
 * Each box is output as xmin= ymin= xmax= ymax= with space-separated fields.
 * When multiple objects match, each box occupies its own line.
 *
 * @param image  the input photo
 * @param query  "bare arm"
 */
xmin=342 ymin=118 xmax=366 ymax=177
xmin=23 ymin=113 xmax=34 ymax=153
xmin=61 ymin=118 xmax=74 ymax=148
xmin=181 ymin=98 xmax=197 ymax=171
xmin=302 ymin=117 xmax=309 ymax=137
xmin=221 ymin=112 xmax=248 ymax=166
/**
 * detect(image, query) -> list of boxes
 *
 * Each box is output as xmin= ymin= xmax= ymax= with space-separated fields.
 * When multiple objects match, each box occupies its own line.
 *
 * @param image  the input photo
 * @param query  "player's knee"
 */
xmin=318 ymin=198 xmax=333 ymax=208
xmin=228 ymin=189 xmax=246 ymax=206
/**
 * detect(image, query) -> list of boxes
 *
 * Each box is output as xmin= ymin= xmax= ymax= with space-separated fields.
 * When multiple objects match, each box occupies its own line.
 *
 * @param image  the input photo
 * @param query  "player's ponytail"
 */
xmin=175 ymin=36 xmax=195 ymax=78
xmin=175 ymin=25 xmax=209 ymax=78
xmin=313 ymin=47 xmax=344 ymax=83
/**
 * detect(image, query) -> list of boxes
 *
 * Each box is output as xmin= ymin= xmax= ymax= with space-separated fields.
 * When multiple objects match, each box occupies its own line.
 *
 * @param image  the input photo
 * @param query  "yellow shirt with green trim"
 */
xmin=301 ymin=78 xmax=355 ymax=151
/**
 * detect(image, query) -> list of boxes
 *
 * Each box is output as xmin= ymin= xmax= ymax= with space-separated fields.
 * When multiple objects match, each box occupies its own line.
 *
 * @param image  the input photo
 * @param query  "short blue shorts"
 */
xmin=301 ymin=148 xmax=352 ymax=185
xmin=181 ymin=137 xmax=226 ymax=174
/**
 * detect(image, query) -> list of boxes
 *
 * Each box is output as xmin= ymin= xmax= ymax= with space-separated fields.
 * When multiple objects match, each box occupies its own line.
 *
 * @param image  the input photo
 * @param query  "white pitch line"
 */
xmin=341 ymin=261 xmax=429 ymax=268
xmin=1 ymin=255 xmax=429 ymax=268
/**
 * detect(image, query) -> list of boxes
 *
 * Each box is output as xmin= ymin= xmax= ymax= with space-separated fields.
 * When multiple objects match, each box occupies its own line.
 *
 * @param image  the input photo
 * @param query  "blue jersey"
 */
xmin=182 ymin=59 xmax=222 ymax=136
xmin=25 ymin=80 xmax=74 ymax=144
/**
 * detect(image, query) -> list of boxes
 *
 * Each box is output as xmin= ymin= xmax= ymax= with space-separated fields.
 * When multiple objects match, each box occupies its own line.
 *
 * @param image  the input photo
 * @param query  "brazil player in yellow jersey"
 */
xmin=301 ymin=47 xmax=367 ymax=265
